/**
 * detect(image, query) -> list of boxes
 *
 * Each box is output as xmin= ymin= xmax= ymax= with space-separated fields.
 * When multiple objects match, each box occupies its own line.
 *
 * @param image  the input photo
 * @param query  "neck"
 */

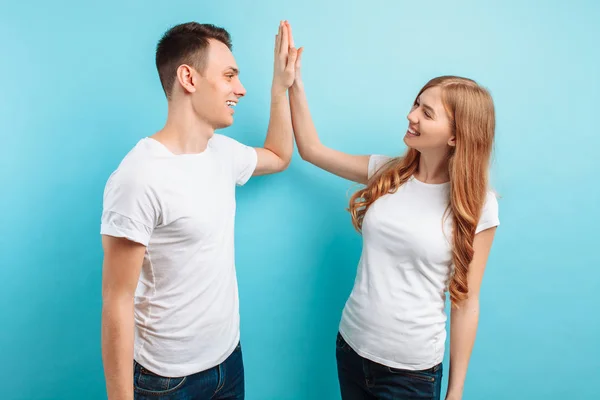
xmin=415 ymin=148 xmax=451 ymax=184
xmin=151 ymin=100 xmax=214 ymax=154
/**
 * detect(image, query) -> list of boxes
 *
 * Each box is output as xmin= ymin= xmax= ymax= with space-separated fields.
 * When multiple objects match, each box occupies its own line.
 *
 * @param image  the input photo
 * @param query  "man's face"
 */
xmin=191 ymin=39 xmax=246 ymax=130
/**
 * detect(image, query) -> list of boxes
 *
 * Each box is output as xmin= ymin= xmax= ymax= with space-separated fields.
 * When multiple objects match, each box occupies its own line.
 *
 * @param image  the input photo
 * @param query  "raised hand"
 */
xmin=285 ymin=21 xmax=304 ymax=88
xmin=272 ymin=20 xmax=298 ymax=95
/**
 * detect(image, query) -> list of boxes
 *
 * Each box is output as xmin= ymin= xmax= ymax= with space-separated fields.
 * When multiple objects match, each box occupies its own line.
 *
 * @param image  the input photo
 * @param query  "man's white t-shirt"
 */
xmin=100 ymin=134 xmax=257 ymax=377
xmin=339 ymin=155 xmax=500 ymax=371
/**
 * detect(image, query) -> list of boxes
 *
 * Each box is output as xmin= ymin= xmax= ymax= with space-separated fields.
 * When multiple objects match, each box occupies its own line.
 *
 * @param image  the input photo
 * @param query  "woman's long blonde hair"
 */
xmin=348 ymin=76 xmax=495 ymax=307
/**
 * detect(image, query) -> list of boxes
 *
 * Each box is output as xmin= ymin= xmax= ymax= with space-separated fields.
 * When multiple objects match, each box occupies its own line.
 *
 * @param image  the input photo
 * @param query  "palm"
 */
xmin=286 ymin=21 xmax=303 ymax=86
xmin=273 ymin=21 xmax=302 ymax=92
xmin=293 ymin=47 xmax=303 ymax=83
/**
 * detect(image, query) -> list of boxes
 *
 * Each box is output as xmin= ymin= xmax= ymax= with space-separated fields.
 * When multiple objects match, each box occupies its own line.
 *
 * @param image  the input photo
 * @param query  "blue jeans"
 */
xmin=133 ymin=343 xmax=244 ymax=400
xmin=336 ymin=333 xmax=443 ymax=400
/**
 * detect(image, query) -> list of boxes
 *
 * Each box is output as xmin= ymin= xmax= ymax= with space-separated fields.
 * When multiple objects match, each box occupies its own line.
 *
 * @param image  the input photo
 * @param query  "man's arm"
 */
xmin=101 ymin=235 xmax=145 ymax=400
xmin=253 ymin=21 xmax=298 ymax=176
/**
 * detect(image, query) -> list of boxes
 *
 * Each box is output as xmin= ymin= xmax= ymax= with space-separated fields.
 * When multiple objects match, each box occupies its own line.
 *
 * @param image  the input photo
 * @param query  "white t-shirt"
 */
xmin=100 ymin=134 xmax=257 ymax=377
xmin=339 ymin=155 xmax=500 ymax=370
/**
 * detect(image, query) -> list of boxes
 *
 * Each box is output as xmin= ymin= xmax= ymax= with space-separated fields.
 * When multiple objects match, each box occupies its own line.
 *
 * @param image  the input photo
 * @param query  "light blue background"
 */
xmin=1 ymin=0 xmax=598 ymax=399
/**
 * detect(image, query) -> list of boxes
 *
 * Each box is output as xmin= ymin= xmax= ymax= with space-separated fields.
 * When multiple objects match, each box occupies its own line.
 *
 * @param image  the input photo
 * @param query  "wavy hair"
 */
xmin=349 ymin=76 xmax=495 ymax=307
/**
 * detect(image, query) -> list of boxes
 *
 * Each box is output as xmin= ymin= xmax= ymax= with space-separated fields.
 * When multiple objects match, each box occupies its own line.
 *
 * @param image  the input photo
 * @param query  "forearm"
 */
xmin=288 ymin=81 xmax=370 ymax=183
xmin=447 ymin=298 xmax=480 ymax=398
xmin=264 ymin=90 xmax=293 ymax=168
xmin=288 ymin=82 xmax=324 ymax=162
xmin=102 ymin=298 xmax=135 ymax=400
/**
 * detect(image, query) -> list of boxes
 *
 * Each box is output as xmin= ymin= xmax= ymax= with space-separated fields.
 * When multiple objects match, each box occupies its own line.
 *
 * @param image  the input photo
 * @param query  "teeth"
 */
xmin=226 ymin=101 xmax=236 ymax=107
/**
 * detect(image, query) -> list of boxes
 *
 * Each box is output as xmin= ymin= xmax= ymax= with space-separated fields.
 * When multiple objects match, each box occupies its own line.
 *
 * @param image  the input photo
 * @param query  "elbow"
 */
xmin=298 ymin=147 xmax=310 ymax=162
xmin=280 ymin=149 xmax=294 ymax=171
xmin=101 ymin=285 xmax=135 ymax=309
xmin=297 ymin=143 xmax=318 ymax=163
xmin=278 ymin=157 xmax=291 ymax=172
xmin=454 ymin=294 xmax=480 ymax=313
xmin=270 ymin=152 xmax=291 ymax=173
xmin=298 ymin=149 xmax=309 ymax=162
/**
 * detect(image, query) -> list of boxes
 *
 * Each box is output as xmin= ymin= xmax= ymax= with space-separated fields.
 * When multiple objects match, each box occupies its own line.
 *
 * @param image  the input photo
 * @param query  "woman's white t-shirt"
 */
xmin=339 ymin=155 xmax=500 ymax=370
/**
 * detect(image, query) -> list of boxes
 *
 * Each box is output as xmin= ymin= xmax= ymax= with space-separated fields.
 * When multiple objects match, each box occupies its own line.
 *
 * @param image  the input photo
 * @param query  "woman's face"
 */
xmin=404 ymin=86 xmax=455 ymax=152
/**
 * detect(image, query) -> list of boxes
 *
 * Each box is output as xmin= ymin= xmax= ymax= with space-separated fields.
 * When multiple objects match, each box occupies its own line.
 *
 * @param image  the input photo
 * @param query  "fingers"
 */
xmin=280 ymin=20 xmax=289 ymax=55
xmin=295 ymin=47 xmax=304 ymax=69
xmin=286 ymin=47 xmax=298 ymax=72
xmin=275 ymin=22 xmax=282 ymax=55
xmin=286 ymin=21 xmax=294 ymax=49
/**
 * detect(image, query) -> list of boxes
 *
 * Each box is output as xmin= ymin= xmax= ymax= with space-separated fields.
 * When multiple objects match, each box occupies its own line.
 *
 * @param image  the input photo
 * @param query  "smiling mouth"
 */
xmin=226 ymin=100 xmax=237 ymax=108
xmin=407 ymin=127 xmax=420 ymax=136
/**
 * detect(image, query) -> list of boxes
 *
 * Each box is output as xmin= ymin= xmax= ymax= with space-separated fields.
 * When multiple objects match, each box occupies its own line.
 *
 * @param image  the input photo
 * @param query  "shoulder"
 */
xmin=209 ymin=133 xmax=245 ymax=150
xmin=368 ymin=155 xmax=395 ymax=179
xmin=476 ymin=190 xmax=500 ymax=234
xmin=483 ymin=190 xmax=499 ymax=213
xmin=104 ymin=141 xmax=161 ymax=197
xmin=105 ymin=167 xmax=153 ymax=192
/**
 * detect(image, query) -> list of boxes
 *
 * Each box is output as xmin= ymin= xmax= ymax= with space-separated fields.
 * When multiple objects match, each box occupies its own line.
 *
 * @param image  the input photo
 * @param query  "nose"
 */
xmin=407 ymin=108 xmax=418 ymax=125
xmin=235 ymin=78 xmax=246 ymax=98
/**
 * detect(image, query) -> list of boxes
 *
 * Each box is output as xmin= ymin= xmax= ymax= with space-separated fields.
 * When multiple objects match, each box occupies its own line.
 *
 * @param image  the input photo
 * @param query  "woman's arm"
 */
xmin=446 ymin=227 xmax=497 ymax=399
xmin=286 ymin=22 xmax=370 ymax=184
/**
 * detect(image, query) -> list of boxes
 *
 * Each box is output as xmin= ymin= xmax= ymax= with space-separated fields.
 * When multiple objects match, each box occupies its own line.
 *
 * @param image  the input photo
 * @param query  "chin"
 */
xmin=403 ymin=136 xmax=424 ymax=152
xmin=214 ymin=118 xmax=234 ymax=130
xmin=403 ymin=135 xmax=416 ymax=148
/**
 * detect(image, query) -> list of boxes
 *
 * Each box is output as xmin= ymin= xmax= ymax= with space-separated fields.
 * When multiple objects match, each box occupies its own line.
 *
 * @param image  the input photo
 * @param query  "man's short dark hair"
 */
xmin=155 ymin=22 xmax=232 ymax=99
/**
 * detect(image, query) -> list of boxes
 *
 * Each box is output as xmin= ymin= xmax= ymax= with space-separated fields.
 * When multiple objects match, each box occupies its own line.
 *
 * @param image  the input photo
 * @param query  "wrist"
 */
xmin=290 ymin=80 xmax=304 ymax=91
xmin=270 ymin=88 xmax=287 ymax=102
xmin=445 ymin=388 xmax=463 ymax=399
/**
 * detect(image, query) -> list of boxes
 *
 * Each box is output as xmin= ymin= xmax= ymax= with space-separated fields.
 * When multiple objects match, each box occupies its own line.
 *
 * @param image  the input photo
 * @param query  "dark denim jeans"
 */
xmin=133 ymin=343 xmax=244 ymax=400
xmin=336 ymin=333 xmax=443 ymax=400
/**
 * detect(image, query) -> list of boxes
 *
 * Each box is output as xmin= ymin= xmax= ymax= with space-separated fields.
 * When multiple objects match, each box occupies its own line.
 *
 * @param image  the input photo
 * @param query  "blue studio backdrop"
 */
xmin=1 ymin=0 xmax=599 ymax=399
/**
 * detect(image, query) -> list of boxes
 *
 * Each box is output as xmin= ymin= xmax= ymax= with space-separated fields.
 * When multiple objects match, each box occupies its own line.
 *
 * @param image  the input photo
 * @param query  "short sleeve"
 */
xmin=368 ymin=155 xmax=393 ymax=179
xmin=100 ymin=171 xmax=161 ymax=246
xmin=211 ymin=134 xmax=258 ymax=186
xmin=231 ymin=141 xmax=258 ymax=186
xmin=476 ymin=191 xmax=500 ymax=234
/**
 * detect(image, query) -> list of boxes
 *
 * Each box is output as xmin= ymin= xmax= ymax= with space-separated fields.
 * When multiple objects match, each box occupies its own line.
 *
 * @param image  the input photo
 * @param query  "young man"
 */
xmin=100 ymin=21 xmax=298 ymax=400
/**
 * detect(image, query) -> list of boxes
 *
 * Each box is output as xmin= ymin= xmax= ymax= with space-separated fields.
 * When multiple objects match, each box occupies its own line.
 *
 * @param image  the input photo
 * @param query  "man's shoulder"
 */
xmin=105 ymin=139 xmax=163 ymax=189
xmin=209 ymin=133 xmax=247 ymax=150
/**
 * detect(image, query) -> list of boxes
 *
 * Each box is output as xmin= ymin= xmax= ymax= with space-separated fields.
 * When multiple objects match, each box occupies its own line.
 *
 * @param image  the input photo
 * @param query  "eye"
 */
xmin=424 ymin=110 xmax=432 ymax=118
xmin=225 ymin=74 xmax=234 ymax=80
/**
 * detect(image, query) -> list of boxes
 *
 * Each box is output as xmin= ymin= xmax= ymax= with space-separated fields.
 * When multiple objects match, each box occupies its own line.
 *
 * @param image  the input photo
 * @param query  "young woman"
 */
xmin=285 ymin=22 xmax=500 ymax=400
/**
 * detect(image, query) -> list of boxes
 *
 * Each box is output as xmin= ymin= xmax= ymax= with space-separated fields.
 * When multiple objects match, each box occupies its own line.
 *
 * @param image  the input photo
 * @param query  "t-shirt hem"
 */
xmin=475 ymin=219 xmax=500 ymax=234
xmin=134 ymin=332 xmax=241 ymax=378
xmin=338 ymin=328 xmax=444 ymax=371
xmin=100 ymin=224 xmax=149 ymax=246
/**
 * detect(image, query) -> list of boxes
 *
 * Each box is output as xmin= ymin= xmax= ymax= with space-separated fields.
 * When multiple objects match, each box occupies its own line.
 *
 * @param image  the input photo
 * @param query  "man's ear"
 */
xmin=176 ymin=64 xmax=197 ymax=94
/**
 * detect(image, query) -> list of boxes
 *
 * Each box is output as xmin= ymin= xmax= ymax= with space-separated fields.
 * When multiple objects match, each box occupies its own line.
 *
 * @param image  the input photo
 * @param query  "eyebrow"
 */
xmin=224 ymin=67 xmax=239 ymax=75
